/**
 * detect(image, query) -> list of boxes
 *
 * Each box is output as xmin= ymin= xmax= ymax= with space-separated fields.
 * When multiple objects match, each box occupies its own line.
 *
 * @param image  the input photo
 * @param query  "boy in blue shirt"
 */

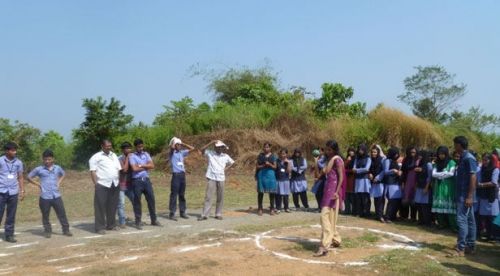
xmin=27 ymin=149 xmax=72 ymax=238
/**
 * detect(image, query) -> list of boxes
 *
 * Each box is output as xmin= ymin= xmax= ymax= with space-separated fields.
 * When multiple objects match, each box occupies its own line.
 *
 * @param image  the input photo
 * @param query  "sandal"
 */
xmin=313 ymin=247 xmax=329 ymax=257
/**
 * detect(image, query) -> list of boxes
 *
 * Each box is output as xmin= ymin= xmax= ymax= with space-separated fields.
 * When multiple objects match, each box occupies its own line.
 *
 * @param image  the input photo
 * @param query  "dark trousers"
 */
xmin=39 ymin=197 xmax=70 ymax=233
xmin=94 ymin=184 xmax=120 ymax=232
xmin=169 ymin=173 xmax=187 ymax=216
xmin=276 ymin=195 xmax=289 ymax=210
xmin=400 ymin=203 xmax=417 ymax=221
xmin=343 ymin=192 xmax=356 ymax=215
xmin=374 ymin=196 xmax=385 ymax=220
xmin=479 ymin=215 xmax=494 ymax=240
xmin=314 ymin=181 xmax=325 ymax=210
xmin=133 ymin=178 xmax=157 ymax=223
xmin=355 ymin=192 xmax=371 ymax=217
xmin=385 ymin=198 xmax=401 ymax=221
xmin=416 ymin=203 xmax=432 ymax=226
xmin=258 ymin=192 xmax=276 ymax=210
xmin=0 ymin=192 xmax=18 ymax=237
xmin=292 ymin=191 xmax=309 ymax=209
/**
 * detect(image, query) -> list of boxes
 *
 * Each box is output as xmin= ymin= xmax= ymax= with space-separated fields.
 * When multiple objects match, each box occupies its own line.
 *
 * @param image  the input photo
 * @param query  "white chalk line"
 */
xmin=0 ymin=253 xmax=14 ymax=257
xmin=81 ymin=235 xmax=102 ymax=239
xmin=117 ymin=255 xmax=142 ymax=263
xmin=120 ymin=230 xmax=153 ymax=235
xmin=5 ymin=241 xmax=38 ymax=249
xmin=62 ymin=243 xmax=86 ymax=248
xmin=59 ymin=266 xmax=89 ymax=273
xmin=254 ymin=225 xmax=421 ymax=267
xmin=0 ymin=271 xmax=12 ymax=275
xmin=176 ymin=225 xmax=192 ymax=229
xmin=171 ymin=242 xmax=222 ymax=253
xmin=47 ymin=253 xmax=95 ymax=263
xmin=129 ymin=247 xmax=149 ymax=251
xmin=0 ymin=267 xmax=15 ymax=272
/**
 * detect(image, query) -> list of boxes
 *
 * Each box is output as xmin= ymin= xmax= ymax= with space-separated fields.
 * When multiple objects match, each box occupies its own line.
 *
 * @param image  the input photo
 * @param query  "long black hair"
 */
xmin=357 ymin=144 xmax=368 ymax=159
xmin=387 ymin=147 xmax=400 ymax=161
xmin=435 ymin=146 xmax=450 ymax=172
xmin=481 ymin=153 xmax=495 ymax=182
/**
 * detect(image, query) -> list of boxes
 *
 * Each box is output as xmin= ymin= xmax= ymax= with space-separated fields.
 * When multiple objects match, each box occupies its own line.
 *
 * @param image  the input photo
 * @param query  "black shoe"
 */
xmin=44 ymin=231 xmax=52 ymax=238
xmin=169 ymin=215 xmax=178 ymax=221
xmin=135 ymin=222 xmax=143 ymax=230
xmin=151 ymin=221 xmax=162 ymax=227
xmin=214 ymin=216 xmax=223 ymax=220
xmin=63 ymin=231 xmax=73 ymax=237
xmin=180 ymin=214 xmax=189 ymax=219
xmin=198 ymin=216 xmax=208 ymax=221
xmin=5 ymin=236 xmax=17 ymax=243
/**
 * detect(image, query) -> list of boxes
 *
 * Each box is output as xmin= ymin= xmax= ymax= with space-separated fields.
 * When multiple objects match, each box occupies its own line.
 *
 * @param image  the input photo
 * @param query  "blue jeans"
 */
xmin=117 ymin=189 xmax=134 ymax=225
xmin=0 ymin=192 xmax=18 ymax=237
xmin=456 ymin=200 xmax=476 ymax=251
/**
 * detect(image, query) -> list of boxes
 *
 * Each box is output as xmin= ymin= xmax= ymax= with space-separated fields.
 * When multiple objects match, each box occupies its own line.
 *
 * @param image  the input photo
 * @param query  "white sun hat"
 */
xmin=169 ymin=137 xmax=182 ymax=148
xmin=215 ymin=140 xmax=228 ymax=149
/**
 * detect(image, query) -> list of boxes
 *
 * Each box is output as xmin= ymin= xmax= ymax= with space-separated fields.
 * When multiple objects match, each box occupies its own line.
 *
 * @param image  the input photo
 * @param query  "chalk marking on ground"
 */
xmin=62 ymin=243 xmax=86 ymax=248
xmin=0 ymin=267 xmax=15 ymax=272
xmin=226 ymin=237 xmax=252 ymax=242
xmin=378 ymin=244 xmax=420 ymax=251
xmin=344 ymin=262 xmax=370 ymax=266
xmin=129 ymin=247 xmax=148 ymax=251
xmin=6 ymin=242 xmax=38 ymax=249
xmin=117 ymin=256 xmax=141 ymax=263
xmin=47 ymin=253 xmax=95 ymax=263
xmin=0 ymin=271 xmax=12 ymax=275
xmin=171 ymin=242 xmax=222 ymax=253
xmin=120 ymin=230 xmax=153 ymax=235
xmin=81 ymin=235 xmax=102 ymax=239
xmin=254 ymin=225 xmax=421 ymax=267
xmin=59 ymin=266 xmax=88 ymax=273
xmin=176 ymin=225 xmax=192 ymax=229
xmin=0 ymin=253 xmax=14 ymax=257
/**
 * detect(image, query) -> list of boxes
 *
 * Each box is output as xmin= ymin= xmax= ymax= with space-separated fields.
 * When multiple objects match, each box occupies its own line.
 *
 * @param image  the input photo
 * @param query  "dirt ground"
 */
xmin=1 ymin=172 xmax=499 ymax=275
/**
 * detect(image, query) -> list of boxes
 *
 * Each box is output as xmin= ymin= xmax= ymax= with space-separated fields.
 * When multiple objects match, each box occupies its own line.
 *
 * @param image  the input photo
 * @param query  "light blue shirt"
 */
xmin=456 ymin=150 xmax=478 ymax=202
xmin=0 ymin=155 xmax=23 ymax=195
xmin=171 ymin=150 xmax=189 ymax=173
xmin=129 ymin=151 xmax=152 ymax=179
xmin=28 ymin=165 xmax=65 ymax=199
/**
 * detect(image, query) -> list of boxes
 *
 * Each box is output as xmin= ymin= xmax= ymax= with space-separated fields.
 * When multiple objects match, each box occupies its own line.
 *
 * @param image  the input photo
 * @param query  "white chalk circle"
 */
xmin=254 ymin=225 xmax=420 ymax=266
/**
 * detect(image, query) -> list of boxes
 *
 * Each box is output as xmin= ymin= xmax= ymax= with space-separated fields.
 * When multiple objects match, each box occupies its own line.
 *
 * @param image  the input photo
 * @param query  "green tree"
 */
xmin=399 ymin=66 xmax=466 ymax=123
xmin=72 ymin=97 xmax=133 ymax=166
xmin=448 ymin=106 xmax=500 ymax=133
xmin=208 ymin=67 xmax=281 ymax=104
xmin=39 ymin=131 xmax=73 ymax=168
xmin=0 ymin=118 xmax=42 ymax=169
xmin=313 ymin=83 xmax=366 ymax=119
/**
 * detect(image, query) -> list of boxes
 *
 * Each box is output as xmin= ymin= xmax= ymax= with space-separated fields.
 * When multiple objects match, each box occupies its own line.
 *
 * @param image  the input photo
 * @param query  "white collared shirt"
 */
xmin=205 ymin=150 xmax=234 ymax=182
xmin=89 ymin=151 xmax=121 ymax=188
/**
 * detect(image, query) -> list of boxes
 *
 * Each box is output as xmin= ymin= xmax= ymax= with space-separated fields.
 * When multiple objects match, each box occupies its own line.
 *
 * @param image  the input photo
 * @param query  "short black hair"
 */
xmin=134 ymin=138 xmax=144 ymax=146
xmin=101 ymin=139 xmax=112 ymax=146
xmin=3 ymin=142 xmax=18 ymax=151
xmin=42 ymin=149 xmax=54 ymax=158
xmin=121 ymin=141 xmax=132 ymax=149
xmin=453 ymin=136 xmax=469 ymax=150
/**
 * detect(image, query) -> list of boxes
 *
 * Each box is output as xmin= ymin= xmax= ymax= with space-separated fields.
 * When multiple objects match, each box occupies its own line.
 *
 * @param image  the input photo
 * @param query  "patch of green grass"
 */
xmin=285 ymin=241 xmax=318 ymax=253
xmin=366 ymin=249 xmax=449 ymax=275
xmin=341 ymin=232 xmax=381 ymax=249
xmin=234 ymin=218 xmax=317 ymax=234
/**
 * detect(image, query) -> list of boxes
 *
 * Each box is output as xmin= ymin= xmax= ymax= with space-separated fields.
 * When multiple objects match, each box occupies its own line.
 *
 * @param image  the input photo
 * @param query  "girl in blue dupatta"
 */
xmin=256 ymin=142 xmax=278 ymax=216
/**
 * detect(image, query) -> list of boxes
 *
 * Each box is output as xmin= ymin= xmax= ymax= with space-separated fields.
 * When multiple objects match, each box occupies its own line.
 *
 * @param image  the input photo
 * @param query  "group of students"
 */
xmin=0 ymin=137 xmax=234 ymax=243
xmin=254 ymin=136 xmax=499 ymax=257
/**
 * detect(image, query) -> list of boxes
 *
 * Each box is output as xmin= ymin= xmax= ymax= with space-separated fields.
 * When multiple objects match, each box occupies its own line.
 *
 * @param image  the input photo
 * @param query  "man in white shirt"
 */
xmin=89 ymin=140 xmax=122 ymax=234
xmin=198 ymin=140 xmax=235 ymax=221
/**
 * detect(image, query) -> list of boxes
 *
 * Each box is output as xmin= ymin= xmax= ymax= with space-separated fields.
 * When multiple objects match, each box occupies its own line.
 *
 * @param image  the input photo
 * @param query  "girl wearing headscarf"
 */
xmin=383 ymin=147 xmax=402 ymax=222
xmin=314 ymin=140 xmax=346 ymax=257
xmin=256 ymin=142 xmax=278 ymax=216
xmin=353 ymin=144 xmax=372 ymax=217
xmin=414 ymin=150 xmax=433 ymax=226
xmin=431 ymin=146 xmax=457 ymax=230
xmin=369 ymin=145 xmax=385 ymax=223
xmin=343 ymin=147 xmax=356 ymax=215
xmin=290 ymin=149 xmax=309 ymax=210
xmin=275 ymin=149 xmax=292 ymax=213
xmin=400 ymin=146 xmax=418 ymax=222
xmin=476 ymin=153 xmax=500 ymax=241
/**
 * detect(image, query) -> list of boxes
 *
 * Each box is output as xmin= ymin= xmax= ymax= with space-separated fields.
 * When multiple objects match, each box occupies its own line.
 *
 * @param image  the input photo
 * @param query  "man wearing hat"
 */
xmin=168 ymin=137 xmax=195 ymax=221
xmin=198 ymin=140 xmax=235 ymax=221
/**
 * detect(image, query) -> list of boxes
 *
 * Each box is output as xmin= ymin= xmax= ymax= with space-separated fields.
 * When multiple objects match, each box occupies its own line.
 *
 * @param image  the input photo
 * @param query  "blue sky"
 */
xmin=1 ymin=1 xmax=499 ymax=138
